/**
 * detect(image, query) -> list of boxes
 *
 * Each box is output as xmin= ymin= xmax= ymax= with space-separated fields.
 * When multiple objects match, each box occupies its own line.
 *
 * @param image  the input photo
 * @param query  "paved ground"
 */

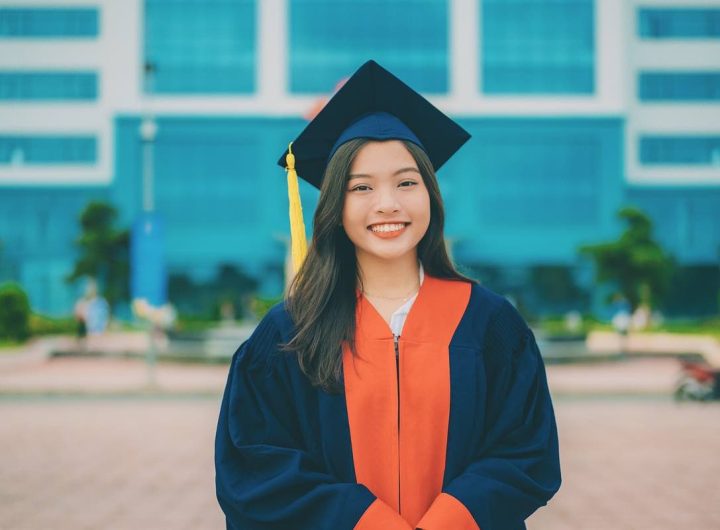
xmin=0 ymin=355 xmax=229 ymax=396
xmin=1 ymin=395 xmax=718 ymax=530
xmin=0 ymin=397 xmax=224 ymax=530
xmin=1 ymin=353 xmax=719 ymax=529
xmin=528 ymin=398 xmax=720 ymax=529
xmin=0 ymin=351 xmax=684 ymax=397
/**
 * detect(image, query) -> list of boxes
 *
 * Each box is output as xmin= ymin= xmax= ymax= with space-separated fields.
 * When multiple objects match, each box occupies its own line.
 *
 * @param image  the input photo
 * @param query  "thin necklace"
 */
xmin=363 ymin=282 xmax=420 ymax=302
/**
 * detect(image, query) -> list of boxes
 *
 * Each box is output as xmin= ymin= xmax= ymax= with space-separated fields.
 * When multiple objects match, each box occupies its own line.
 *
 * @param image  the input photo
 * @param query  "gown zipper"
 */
xmin=394 ymin=333 xmax=401 ymax=513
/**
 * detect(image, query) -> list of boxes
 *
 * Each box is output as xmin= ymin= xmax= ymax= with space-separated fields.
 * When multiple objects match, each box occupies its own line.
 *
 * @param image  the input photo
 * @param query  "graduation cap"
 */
xmin=279 ymin=60 xmax=471 ymax=272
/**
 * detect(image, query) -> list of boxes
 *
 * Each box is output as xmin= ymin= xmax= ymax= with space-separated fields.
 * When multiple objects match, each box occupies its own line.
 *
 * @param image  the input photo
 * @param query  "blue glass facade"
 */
xmin=640 ymin=136 xmax=720 ymax=165
xmin=0 ymin=136 xmax=96 ymax=164
xmin=4 ymin=116 xmax=719 ymax=317
xmin=111 ymin=116 xmax=623 ymax=304
xmin=0 ymin=71 xmax=97 ymax=100
xmin=482 ymin=0 xmax=594 ymax=94
xmin=289 ymin=0 xmax=448 ymax=94
xmin=0 ymin=7 xmax=98 ymax=37
xmin=144 ymin=0 xmax=255 ymax=94
xmin=628 ymin=187 xmax=720 ymax=264
xmin=447 ymin=118 xmax=622 ymax=264
xmin=639 ymin=72 xmax=720 ymax=101
xmin=112 ymin=117 xmax=300 ymax=289
xmin=113 ymin=117 xmax=624 ymax=271
xmin=3 ymin=1 xmax=719 ymax=318
xmin=0 ymin=187 xmax=109 ymax=315
xmin=638 ymin=8 xmax=720 ymax=39
xmin=627 ymin=188 xmax=720 ymax=317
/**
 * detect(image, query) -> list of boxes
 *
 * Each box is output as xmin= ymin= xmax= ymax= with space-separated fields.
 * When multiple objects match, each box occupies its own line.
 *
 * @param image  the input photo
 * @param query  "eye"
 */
xmin=399 ymin=180 xmax=418 ymax=187
xmin=349 ymin=185 xmax=371 ymax=192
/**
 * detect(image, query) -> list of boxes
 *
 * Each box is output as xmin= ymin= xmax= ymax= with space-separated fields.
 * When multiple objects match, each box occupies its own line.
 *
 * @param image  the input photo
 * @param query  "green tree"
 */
xmin=579 ymin=206 xmax=674 ymax=311
xmin=0 ymin=283 xmax=30 ymax=342
xmin=66 ymin=201 xmax=130 ymax=312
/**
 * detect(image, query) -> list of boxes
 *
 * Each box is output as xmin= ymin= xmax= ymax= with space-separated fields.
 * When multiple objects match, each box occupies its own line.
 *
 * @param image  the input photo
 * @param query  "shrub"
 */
xmin=29 ymin=314 xmax=77 ymax=336
xmin=0 ymin=283 xmax=31 ymax=342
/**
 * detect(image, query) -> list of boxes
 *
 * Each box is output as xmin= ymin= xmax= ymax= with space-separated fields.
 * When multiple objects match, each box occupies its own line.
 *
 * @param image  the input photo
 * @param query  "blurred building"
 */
xmin=0 ymin=0 xmax=718 ymax=317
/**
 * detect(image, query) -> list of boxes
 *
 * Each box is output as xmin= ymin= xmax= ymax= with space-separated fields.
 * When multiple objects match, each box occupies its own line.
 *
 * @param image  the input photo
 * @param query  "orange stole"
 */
xmin=343 ymin=275 xmax=471 ymax=527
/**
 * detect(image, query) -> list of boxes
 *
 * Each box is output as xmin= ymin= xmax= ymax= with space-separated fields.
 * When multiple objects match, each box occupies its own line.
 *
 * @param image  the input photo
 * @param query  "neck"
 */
xmin=357 ymin=251 xmax=420 ymax=298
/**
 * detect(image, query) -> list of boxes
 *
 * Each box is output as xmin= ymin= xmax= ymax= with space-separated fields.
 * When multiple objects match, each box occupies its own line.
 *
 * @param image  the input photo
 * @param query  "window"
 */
xmin=0 ymin=136 xmax=97 ymax=164
xmin=482 ymin=0 xmax=594 ymax=94
xmin=638 ymin=8 xmax=720 ymax=39
xmin=0 ymin=7 xmax=98 ymax=37
xmin=639 ymin=72 xmax=720 ymax=101
xmin=473 ymin=130 xmax=605 ymax=226
xmin=640 ymin=136 xmax=720 ymax=165
xmin=289 ymin=0 xmax=448 ymax=94
xmin=144 ymin=0 xmax=255 ymax=94
xmin=0 ymin=71 xmax=98 ymax=100
xmin=154 ymin=134 xmax=260 ymax=229
xmin=628 ymin=187 xmax=720 ymax=263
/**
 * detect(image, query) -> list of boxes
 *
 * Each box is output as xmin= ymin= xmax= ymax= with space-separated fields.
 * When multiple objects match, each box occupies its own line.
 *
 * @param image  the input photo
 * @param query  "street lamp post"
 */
xmin=140 ymin=116 xmax=157 ymax=213
xmin=714 ymin=148 xmax=720 ymax=317
xmin=135 ymin=61 xmax=163 ymax=388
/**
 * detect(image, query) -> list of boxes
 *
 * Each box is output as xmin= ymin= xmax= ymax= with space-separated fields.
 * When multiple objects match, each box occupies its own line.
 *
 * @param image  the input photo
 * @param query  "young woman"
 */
xmin=215 ymin=61 xmax=561 ymax=530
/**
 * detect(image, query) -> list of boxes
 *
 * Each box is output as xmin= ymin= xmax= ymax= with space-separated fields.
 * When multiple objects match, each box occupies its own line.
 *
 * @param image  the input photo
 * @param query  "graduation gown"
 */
xmin=215 ymin=275 xmax=561 ymax=530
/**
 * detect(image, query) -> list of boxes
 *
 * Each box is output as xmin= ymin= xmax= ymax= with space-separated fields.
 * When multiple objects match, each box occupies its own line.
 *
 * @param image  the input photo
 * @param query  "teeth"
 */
xmin=370 ymin=223 xmax=406 ymax=233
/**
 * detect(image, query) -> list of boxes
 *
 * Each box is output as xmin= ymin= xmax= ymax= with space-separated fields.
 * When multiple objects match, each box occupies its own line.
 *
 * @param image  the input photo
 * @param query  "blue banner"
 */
xmin=130 ymin=212 xmax=167 ymax=307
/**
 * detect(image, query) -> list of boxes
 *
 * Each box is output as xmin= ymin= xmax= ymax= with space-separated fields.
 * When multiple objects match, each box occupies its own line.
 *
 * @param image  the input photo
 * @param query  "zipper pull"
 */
xmin=394 ymin=334 xmax=399 ymax=357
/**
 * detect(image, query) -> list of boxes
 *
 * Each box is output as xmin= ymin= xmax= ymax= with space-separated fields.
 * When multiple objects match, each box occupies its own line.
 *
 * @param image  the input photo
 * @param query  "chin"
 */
xmin=358 ymin=244 xmax=418 ymax=263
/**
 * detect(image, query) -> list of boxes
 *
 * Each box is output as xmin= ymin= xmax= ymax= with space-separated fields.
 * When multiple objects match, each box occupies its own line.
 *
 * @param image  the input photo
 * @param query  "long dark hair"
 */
xmin=284 ymin=138 xmax=471 ymax=392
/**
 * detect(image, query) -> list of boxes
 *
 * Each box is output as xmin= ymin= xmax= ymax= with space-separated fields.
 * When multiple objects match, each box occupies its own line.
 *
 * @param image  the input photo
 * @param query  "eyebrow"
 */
xmin=348 ymin=167 xmax=421 ymax=181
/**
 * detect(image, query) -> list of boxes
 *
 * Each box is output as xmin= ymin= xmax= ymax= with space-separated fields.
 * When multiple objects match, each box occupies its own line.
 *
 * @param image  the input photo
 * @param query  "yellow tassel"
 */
xmin=286 ymin=142 xmax=308 ymax=273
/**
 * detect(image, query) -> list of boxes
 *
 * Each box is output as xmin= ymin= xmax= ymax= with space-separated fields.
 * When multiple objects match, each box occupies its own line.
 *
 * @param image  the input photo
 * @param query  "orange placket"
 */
xmin=343 ymin=275 xmax=471 ymax=527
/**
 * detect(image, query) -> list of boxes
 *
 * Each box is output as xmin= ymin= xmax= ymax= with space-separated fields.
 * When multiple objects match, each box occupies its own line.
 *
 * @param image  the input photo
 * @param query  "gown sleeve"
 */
xmin=214 ymin=311 xmax=412 ymax=530
xmin=417 ymin=300 xmax=562 ymax=530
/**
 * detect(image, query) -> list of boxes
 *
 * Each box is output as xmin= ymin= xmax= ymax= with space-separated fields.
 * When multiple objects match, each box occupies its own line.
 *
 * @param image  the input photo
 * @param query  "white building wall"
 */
xmin=625 ymin=0 xmax=720 ymax=185
xmin=0 ymin=0 xmax=144 ymax=184
xmin=2 ymin=0 xmax=718 ymax=186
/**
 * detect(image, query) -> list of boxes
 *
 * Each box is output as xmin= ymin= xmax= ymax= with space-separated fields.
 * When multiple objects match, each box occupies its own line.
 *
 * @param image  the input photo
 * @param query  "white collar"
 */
xmin=389 ymin=263 xmax=424 ymax=336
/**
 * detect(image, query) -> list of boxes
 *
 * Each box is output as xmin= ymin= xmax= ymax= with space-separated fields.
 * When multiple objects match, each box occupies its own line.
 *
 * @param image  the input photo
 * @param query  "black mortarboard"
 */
xmin=277 ymin=60 xmax=471 ymax=189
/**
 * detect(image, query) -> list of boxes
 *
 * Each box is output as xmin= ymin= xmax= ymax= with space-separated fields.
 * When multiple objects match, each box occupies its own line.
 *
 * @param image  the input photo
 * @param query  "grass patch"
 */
xmin=538 ymin=315 xmax=720 ymax=340
xmin=647 ymin=318 xmax=720 ymax=340
xmin=537 ymin=316 xmax=612 ymax=339
xmin=29 ymin=314 xmax=77 ymax=336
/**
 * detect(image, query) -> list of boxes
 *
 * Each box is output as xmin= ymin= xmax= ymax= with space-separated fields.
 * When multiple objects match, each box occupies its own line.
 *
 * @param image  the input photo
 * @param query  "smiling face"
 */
xmin=341 ymin=140 xmax=431 ymax=265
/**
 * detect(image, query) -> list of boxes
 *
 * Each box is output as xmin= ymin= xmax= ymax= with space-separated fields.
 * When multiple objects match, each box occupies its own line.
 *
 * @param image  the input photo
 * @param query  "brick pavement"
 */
xmin=0 ymin=356 xmax=228 ymax=396
xmin=0 ymin=398 xmax=225 ymax=530
xmin=1 ymin=394 xmax=719 ymax=529
xmin=0 ymin=397 xmax=720 ymax=530
xmin=0 ymin=352 xmax=683 ymax=397
xmin=1 ymin=349 xmax=718 ymax=529
xmin=529 ymin=398 xmax=720 ymax=529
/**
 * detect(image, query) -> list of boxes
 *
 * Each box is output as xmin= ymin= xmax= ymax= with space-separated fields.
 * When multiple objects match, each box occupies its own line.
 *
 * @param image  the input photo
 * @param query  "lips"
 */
xmin=367 ymin=222 xmax=409 ymax=239
xmin=368 ymin=222 xmax=409 ymax=233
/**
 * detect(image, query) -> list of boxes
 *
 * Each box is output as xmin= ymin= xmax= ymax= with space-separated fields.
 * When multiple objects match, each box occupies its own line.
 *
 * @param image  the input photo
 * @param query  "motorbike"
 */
xmin=674 ymin=359 xmax=720 ymax=401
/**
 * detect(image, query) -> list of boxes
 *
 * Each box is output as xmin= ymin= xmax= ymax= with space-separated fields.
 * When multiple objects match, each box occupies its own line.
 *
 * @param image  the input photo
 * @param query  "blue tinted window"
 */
xmin=289 ymin=0 xmax=448 ymax=94
xmin=155 ymin=136 xmax=260 ymax=231
xmin=0 ymin=136 xmax=97 ymax=164
xmin=475 ymin=135 xmax=601 ymax=226
xmin=640 ymin=136 xmax=720 ymax=165
xmin=144 ymin=0 xmax=255 ymax=94
xmin=0 ymin=71 xmax=97 ymax=100
xmin=639 ymin=72 xmax=720 ymax=101
xmin=482 ymin=0 xmax=594 ymax=94
xmin=0 ymin=8 xmax=98 ymax=37
xmin=628 ymin=187 xmax=720 ymax=264
xmin=639 ymin=8 xmax=720 ymax=38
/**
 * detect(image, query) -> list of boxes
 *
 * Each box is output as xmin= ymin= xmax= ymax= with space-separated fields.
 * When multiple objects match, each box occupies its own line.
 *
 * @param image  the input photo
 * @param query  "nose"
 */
xmin=375 ymin=185 xmax=401 ymax=214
